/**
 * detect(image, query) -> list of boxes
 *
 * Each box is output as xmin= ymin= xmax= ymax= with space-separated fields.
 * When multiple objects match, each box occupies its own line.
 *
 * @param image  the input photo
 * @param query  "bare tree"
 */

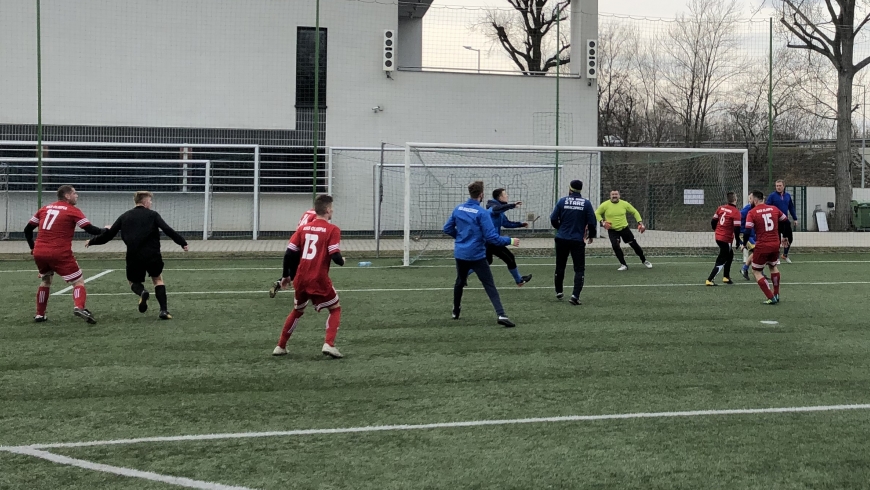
xmin=658 ymin=0 xmax=746 ymax=147
xmin=778 ymin=0 xmax=870 ymax=229
xmin=598 ymin=22 xmax=641 ymax=145
xmin=477 ymin=0 xmax=571 ymax=75
xmin=726 ymin=47 xmax=805 ymax=165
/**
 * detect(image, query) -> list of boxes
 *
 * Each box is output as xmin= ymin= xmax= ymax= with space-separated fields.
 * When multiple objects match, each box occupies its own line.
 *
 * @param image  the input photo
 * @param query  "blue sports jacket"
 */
xmin=740 ymin=203 xmax=757 ymax=244
xmin=443 ymin=198 xmax=512 ymax=261
xmin=486 ymin=199 xmax=524 ymax=233
xmin=549 ymin=192 xmax=598 ymax=242
xmin=765 ymin=191 xmax=798 ymax=220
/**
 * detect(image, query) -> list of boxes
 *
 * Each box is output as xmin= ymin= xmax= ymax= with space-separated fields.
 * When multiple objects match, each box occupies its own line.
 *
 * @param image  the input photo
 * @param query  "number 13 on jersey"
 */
xmin=302 ymin=233 xmax=319 ymax=259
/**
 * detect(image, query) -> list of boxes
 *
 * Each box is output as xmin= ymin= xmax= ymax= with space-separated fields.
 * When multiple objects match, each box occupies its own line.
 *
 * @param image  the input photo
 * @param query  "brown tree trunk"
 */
xmin=834 ymin=72 xmax=855 ymax=230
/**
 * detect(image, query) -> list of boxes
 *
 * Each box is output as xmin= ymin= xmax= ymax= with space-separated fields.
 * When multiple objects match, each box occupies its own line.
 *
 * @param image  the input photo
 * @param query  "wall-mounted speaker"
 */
xmin=383 ymin=30 xmax=396 ymax=71
xmin=586 ymin=39 xmax=597 ymax=79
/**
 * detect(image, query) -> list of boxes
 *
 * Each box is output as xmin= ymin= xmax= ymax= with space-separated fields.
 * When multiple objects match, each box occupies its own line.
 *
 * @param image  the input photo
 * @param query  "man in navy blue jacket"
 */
xmin=443 ymin=181 xmax=519 ymax=327
xmin=480 ymin=188 xmax=532 ymax=286
xmin=550 ymin=180 xmax=598 ymax=305
xmin=765 ymin=179 xmax=799 ymax=262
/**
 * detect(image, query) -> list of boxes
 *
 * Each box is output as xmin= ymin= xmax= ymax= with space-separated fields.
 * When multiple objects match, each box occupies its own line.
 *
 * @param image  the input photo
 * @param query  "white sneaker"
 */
xmin=322 ymin=343 xmax=343 ymax=359
xmin=272 ymin=346 xmax=287 ymax=356
xmin=644 ymin=261 xmax=653 ymax=269
xmin=784 ymin=256 xmax=792 ymax=264
xmin=617 ymin=264 xmax=628 ymax=271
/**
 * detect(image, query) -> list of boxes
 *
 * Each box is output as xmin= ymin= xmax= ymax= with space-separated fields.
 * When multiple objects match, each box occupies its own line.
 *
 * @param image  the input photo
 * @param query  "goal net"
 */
xmin=396 ymin=143 xmax=747 ymax=265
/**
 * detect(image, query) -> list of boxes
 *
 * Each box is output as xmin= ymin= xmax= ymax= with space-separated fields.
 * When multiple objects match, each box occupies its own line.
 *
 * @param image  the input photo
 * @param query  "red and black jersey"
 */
xmin=29 ymin=201 xmax=91 ymax=255
xmin=288 ymin=218 xmax=341 ymax=296
xmin=744 ymin=205 xmax=788 ymax=253
xmin=712 ymin=204 xmax=741 ymax=242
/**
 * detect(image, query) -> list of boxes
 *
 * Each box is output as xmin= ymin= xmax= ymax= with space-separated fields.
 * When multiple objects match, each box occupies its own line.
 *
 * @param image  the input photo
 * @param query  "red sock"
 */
xmin=756 ymin=277 xmax=774 ymax=300
xmin=73 ymin=285 xmax=87 ymax=309
xmin=278 ymin=309 xmax=304 ymax=348
xmin=325 ymin=307 xmax=341 ymax=347
xmin=36 ymin=286 xmax=50 ymax=316
xmin=771 ymin=272 xmax=780 ymax=296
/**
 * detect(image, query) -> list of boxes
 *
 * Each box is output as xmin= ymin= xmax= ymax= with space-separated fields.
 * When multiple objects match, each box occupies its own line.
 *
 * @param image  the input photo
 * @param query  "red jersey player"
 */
xmin=268 ymin=207 xmax=318 ymax=298
xmin=23 ymin=185 xmax=105 ymax=323
xmin=705 ymin=192 xmax=742 ymax=286
xmin=272 ymin=195 xmax=345 ymax=358
xmin=743 ymin=190 xmax=791 ymax=304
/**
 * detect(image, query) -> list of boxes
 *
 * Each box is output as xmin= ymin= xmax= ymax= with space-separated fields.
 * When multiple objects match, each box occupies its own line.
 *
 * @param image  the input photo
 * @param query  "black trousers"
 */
xmin=486 ymin=244 xmax=518 ymax=270
xmin=454 ymin=257 xmax=505 ymax=316
xmin=554 ymin=238 xmax=586 ymax=299
xmin=607 ymin=227 xmax=646 ymax=264
xmin=707 ymin=240 xmax=734 ymax=280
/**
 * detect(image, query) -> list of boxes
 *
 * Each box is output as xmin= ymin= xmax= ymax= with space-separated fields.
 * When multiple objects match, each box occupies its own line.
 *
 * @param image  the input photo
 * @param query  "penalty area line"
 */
xmin=3 ymin=403 xmax=870 ymax=451
xmin=56 ymin=280 xmax=870 ymax=297
xmin=52 ymin=269 xmax=114 ymax=296
xmin=4 ymin=447 xmax=254 ymax=490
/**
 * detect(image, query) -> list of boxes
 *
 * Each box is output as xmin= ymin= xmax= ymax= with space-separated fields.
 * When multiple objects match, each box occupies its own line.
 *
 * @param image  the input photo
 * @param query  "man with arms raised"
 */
xmin=86 ymin=191 xmax=188 ymax=319
xmin=595 ymin=190 xmax=652 ymax=271
xmin=24 ymin=185 xmax=104 ymax=323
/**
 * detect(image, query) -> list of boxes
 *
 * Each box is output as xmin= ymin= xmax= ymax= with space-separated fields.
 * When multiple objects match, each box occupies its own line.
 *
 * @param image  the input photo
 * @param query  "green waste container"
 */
xmin=852 ymin=200 xmax=870 ymax=230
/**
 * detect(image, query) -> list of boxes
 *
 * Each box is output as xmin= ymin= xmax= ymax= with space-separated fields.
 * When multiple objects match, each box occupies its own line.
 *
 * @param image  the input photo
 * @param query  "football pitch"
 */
xmin=2 ymin=253 xmax=870 ymax=489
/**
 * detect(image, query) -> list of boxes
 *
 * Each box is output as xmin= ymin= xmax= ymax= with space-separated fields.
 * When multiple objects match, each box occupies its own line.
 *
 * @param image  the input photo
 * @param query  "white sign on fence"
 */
xmin=684 ymin=189 xmax=704 ymax=205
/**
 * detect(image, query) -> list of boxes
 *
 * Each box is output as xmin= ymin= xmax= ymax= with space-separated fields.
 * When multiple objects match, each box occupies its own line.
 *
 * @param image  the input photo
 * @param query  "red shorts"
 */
xmin=751 ymin=250 xmax=780 ymax=270
xmin=33 ymin=252 xmax=82 ymax=282
xmin=293 ymin=287 xmax=339 ymax=312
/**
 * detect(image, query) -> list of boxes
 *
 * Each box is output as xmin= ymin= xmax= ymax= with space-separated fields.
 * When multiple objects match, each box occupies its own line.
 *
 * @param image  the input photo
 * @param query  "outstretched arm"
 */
xmin=155 ymin=214 xmax=189 ymax=249
xmin=86 ymin=218 xmax=122 ymax=247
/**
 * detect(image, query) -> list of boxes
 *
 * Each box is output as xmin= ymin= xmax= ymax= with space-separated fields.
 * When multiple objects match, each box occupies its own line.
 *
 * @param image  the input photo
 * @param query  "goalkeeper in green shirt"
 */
xmin=595 ymin=190 xmax=652 ymax=271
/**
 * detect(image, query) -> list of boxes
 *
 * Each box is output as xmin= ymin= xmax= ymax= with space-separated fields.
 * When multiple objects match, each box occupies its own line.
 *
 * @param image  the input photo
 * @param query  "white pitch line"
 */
xmin=2 ymin=259 xmax=870 ymax=273
xmin=5 ymin=447 xmax=254 ymax=490
xmin=52 ymin=269 xmax=114 ymax=296
xmin=56 ymin=280 xmax=870 ymax=297
xmin=3 ymin=403 xmax=869 ymax=451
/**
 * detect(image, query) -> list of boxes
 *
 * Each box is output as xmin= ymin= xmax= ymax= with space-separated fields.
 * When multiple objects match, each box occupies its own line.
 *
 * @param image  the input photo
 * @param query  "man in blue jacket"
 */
xmin=443 ymin=181 xmax=520 ymax=327
xmin=550 ymin=180 xmax=597 ymax=305
xmin=479 ymin=188 xmax=533 ymax=286
xmin=765 ymin=179 xmax=799 ymax=262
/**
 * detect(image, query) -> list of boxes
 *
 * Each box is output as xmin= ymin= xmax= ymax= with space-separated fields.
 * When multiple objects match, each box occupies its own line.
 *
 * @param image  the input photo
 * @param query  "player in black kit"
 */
xmin=86 ymin=191 xmax=188 ymax=319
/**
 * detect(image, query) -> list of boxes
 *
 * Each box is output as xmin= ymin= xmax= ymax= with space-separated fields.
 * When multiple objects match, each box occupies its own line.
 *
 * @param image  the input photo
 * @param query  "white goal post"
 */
xmin=402 ymin=143 xmax=749 ymax=266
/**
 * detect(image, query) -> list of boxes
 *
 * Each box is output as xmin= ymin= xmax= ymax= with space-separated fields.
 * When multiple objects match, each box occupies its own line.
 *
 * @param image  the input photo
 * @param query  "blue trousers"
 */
xmin=454 ymin=258 xmax=505 ymax=316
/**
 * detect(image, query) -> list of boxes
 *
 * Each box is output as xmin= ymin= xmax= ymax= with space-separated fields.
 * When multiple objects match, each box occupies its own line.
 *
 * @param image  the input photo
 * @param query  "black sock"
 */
xmin=131 ymin=282 xmax=145 ymax=296
xmin=155 ymin=285 xmax=168 ymax=310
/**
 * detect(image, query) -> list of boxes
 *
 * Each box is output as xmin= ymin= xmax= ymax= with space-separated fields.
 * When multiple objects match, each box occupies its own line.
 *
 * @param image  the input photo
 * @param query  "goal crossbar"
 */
xmin=402 ymin=143 xmax=750 ymax=266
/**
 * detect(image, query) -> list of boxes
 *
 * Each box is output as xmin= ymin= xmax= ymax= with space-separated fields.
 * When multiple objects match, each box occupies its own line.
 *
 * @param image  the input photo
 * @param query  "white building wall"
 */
xmin=0 ymin=0 xmax=298 ymax=129
xmin=1 ymin=0 xmax=596 ymax=147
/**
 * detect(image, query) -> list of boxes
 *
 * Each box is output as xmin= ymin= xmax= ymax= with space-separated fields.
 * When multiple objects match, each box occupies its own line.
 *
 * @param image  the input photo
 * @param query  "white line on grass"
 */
xmin=3 ymin=259 xmax=870 ymax=273
xmin=5 ymin=447 xmax=254 ymax=490
xmin=3 ymin=403 xmax=869 ymax=451
xmin=55 ymin=280 xmax=870 ymax=297
xmin=51 ymin=269 xmax=114 ymax=296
